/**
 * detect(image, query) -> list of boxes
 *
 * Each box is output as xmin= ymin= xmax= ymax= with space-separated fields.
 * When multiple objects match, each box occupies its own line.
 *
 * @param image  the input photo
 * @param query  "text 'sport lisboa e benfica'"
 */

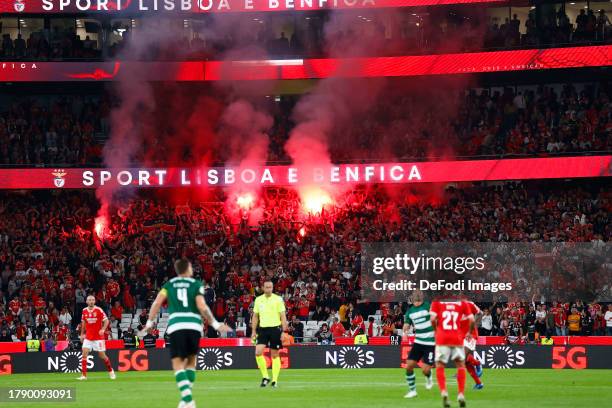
xmin=11 ymin=0 xmax=506 ymax=14
xmin=39 ymin=0 xmax=377 ymax=11
xmin=0 ymin=156 xmax=609 ymax=189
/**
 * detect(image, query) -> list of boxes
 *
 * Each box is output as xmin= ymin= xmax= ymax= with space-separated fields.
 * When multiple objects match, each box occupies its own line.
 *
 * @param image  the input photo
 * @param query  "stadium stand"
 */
xmin=0 ymin=179 xmax=609 ymax=342
xmin=0 ymin=82 xmax=609 ymax=166
xmin=0 ymin=7 xmax=610 ymax=60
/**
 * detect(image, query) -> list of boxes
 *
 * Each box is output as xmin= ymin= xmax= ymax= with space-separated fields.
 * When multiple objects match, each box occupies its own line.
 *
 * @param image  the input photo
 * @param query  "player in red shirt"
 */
xmin=430 ymin=300 xmax=475 ymax=408
xmin=77 ymin=295 xmax=116 ymax=380
xmin=461 ymin=301 xmax=484 ymax=389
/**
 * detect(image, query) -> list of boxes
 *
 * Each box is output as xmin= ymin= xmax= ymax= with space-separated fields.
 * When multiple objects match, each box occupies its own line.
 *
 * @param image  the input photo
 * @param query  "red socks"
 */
xmin=466 ymin=363 xmax=481 ymax=384
xmin=81 ymin=358 xmax=87 ymax=376
xmin=457 ymin=367 xmax=466 ymax=394
xmin=466 ymin=354 xmax=480 ymax=367
xmin=103 ymin=357 xmax=113 ymax=372
xmin=436 ymin=366 xmax=447 ymax=394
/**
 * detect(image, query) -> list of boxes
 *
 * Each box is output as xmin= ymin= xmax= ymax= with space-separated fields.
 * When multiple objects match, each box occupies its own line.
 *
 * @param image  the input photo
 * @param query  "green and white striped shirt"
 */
xmin=160 ymin=277 xmax=204 ymax=334
xmin=404 ymin=302 xmax=435 ymax=346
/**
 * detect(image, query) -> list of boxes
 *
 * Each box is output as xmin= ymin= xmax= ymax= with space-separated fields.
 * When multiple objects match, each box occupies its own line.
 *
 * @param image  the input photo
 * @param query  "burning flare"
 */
xmin=236 ymin=192 xmax=254 ymax=210
xmin=94 ymin=215 xmax=108 ymax=240
xmin=301 ymin=187 xmax=333 ymax=215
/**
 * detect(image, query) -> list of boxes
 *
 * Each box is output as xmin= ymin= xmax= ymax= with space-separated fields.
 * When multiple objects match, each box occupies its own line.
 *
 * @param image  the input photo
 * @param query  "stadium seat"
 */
xmin=306 ymin=321 xmax=319 ymax=329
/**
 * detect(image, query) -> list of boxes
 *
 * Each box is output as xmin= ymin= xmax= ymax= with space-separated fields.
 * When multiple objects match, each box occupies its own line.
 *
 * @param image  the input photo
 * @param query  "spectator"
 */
xmin=68 ymin=326 xmax=81 ymax=350
xmin=586 ymin=9 xmax=597 ymax=40
xmin=581 ymin=310 xmax=593 ymax=336
xmin=535 ymin=304 xmax=547 ymax=337
xmin=380 ymin=318 xmax=395 ymax=336
xmin=139 ymin=309 xmax=148 ymax=326
xmin=122 ymin=327 xmax=137 ymax=348
xmin=499 ymin=314 xmax=509 ymax=336
xmin=0 ymin=328 xmax=12 ymax=342
xmin=296 ymin=296 xmax=310 ymax=321
xmin=111 ymin=301 xmax=124 ymax=321
xmin=75 ymin=284 xmax=87 ymax=312
xmin=43 ymin=334 xmax=56 ymax=351
xmin=276 ymin=32 xmax=290 ymax=55
xmin=142 ymin=330 xmax=157 ymax=348
xmin=605 ymin=305 xmax=612 ymax=336
xmin=288 ymin=315 xmax=304 ymax=342
xmin=364 ymin=316 xmax=379 ymax=337
xmin=506 ymin=316 xmax=524 ymax=344
xmin=108 ymin=316 xmax=120 ymax=339
xmin=315 ymin=323 xmax=333 ymax=345
xmin=591 ymin=310 xmax=602 ymax=335
xmin=479 ymin=308 xmax=493 ymax=336
xmin=567 ymin=308 xmax=581 ymax=336
xmin=311 ymin=306 xmax=328 ymax=321
xmin=596 ymin=10 xmax=610 ymax=41
xmin=554 ymin=304 xmax=567 ymax=336
xmin=545 ymin=307 xmax=556 ymax=337
xmin=525 ymin=307 xmax=537 ymax=343
xmin=2 ymin=34 xmax=14 ymax=57
xmin=53 ymin=322 xmax=69 ymax=341
xmin=330 ymin=317 xmax=346 ymax=338
xmin=348 ymin=320 xmax=365 ymax=338
xmin=59 ymin=307 xmax=72 ymax=327
xmin=339 ymin=302 xmax=349 ymax=329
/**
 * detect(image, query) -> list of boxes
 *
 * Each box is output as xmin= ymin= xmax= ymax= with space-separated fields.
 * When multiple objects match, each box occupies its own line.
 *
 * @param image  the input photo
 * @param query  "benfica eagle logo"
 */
xmin=14 ymin=0 xmax=25 ymax=12
xmin=52 ymin=169 xmax=67 ymax=188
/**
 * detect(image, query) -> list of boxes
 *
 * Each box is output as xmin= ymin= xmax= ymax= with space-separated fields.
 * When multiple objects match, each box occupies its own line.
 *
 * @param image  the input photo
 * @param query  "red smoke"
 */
xmin=92 ymin=9 xmax=488 ymax=224
xmin=218 ymin=99 xmax=272 ymax=226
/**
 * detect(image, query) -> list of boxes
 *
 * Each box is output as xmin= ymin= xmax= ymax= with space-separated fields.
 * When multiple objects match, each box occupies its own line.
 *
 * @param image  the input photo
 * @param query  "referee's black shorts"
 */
xmin=407 ymin=343 xmax=435 ymax=366
xmin=169 ymin=330 xmax=201 ymax=359
xmin=256 ymin=326 xmax=282 ymax=350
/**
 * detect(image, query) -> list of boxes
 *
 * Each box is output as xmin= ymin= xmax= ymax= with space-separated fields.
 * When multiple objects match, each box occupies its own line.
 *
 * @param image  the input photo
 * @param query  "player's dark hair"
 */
xmin=174 ymin=258 xmax=191 ymax=275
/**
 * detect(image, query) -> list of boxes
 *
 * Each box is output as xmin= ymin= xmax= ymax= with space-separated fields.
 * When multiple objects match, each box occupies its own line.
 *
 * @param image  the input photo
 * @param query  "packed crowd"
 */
xmin=485 ymin=9 xmax=611 ymax=49
xmin=1 ymin=29 xmax=101 ymax=60
xmin=274 ymin=82 xmax=611 ymax=162
xmin=0 ymin=95 xmax=108 ymax=166
xmin=1 ymin=82 xmax=609 ymax=167
xmin=454 ymin=82 xmax=611 ymax=158
xmin=114 ymin=8 xmax=612 ymax=58
xmin=0 ymin=179 xmax=609 ymax=343
xmin=480 ymin=301 xmax=612 ymax=344
xmin=1 ymin=8 xmax=610 ymax=61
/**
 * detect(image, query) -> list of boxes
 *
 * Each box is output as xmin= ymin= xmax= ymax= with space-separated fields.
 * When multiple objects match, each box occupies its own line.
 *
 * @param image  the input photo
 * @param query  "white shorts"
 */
xmin=463 ymin=338 xmax=477 ymax=352
xmin=435 ymin=345 xmax=465 ymax=364
xmin=82 ymin=339 xmax=106 ymax=352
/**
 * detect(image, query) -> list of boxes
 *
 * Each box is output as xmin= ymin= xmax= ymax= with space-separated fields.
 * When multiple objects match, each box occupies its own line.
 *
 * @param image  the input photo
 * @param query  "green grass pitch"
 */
xmin=2 ymin=368 xmax=611 ymax=408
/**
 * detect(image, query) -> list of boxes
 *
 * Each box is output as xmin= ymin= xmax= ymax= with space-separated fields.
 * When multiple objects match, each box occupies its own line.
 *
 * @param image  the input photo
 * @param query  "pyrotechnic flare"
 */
xmin=301 ymin=187 xmax=333 ymax=215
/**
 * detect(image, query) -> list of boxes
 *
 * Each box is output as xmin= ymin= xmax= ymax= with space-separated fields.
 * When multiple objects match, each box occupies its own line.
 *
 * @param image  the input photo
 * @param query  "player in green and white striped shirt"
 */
xmin=402 ymin=291 xmax=435 ymax=399
xmin=145 ymin=259 xmax=231 ymax=408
